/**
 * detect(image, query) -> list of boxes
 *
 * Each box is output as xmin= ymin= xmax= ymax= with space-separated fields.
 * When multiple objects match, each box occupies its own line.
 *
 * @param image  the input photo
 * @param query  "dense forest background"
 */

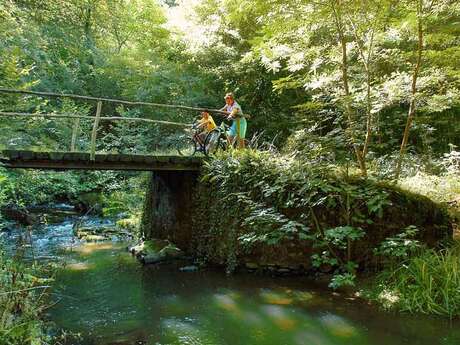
xmin=1 ymin=0 xmax=459 ymax=155
xmin=1 ymin=2 xmax=460 ymax=341
xmin=0 ymin=0 xmax=459 ymax=206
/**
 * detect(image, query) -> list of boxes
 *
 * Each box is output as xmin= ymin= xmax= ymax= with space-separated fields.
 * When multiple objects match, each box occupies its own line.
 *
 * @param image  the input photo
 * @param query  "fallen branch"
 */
xmin=0 ymin=285 xmax=51 ymax=296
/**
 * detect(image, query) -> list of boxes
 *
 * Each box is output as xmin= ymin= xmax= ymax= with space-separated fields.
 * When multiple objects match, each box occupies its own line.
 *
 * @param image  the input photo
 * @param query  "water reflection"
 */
xmin=50 ymin=243 xmax=460 ymax=345
xmin=4 ymin=212 xmax=460 ymax=345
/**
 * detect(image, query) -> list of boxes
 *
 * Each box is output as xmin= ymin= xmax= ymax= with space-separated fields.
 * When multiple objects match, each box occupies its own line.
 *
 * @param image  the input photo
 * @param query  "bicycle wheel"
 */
xmin=204 ymin=130 xmax=225 ymax=155
xmin=177 ymin=138 xmax=197 ymax=156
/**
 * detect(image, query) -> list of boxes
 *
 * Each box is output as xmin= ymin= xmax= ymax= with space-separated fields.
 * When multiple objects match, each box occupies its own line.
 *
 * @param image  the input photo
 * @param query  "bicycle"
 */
xmin=177 ymin=124 xmax=202 ymax=156
xmin=180 ymin=116 xmax=279 ymax=156
xmin=177 ymin=123 xmax=219 ymax=156
xmin=203 ymin=122 xmax=231 ymax=155
xmin=204 ymin=123 xmax=279 ymax=155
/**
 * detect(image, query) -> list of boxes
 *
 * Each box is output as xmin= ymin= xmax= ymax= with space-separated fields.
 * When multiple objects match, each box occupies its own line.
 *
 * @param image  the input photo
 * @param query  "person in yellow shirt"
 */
xmin=195 ymin=111 xmax=217 ymax=144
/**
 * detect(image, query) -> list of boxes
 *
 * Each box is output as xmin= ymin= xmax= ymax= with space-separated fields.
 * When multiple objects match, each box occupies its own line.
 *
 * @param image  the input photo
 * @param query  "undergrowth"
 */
xmin=191 ymin=149 xmax=451 ymax=288
xmin=370 ymin=241 xmax=460 ymax=318
xmin=0 ymin=248 xmax=54 ymax=344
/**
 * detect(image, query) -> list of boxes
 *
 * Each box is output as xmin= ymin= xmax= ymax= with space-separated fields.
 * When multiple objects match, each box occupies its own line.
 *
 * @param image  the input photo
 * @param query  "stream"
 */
xmin=2 ymin=207 xmax=460 ymax=345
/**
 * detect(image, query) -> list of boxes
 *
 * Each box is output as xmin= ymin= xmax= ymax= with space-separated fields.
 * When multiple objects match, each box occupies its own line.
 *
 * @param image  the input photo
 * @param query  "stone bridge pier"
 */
xmin=141 ymin=170 xmax=198 ymax=249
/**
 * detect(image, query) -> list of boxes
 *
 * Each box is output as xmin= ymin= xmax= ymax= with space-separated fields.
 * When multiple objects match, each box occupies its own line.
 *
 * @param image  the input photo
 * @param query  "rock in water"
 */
xmin=129 ymin=239 xmax=185 ymax=265
xmin=159 ymin=244 xmax=184 ymax=259
xmin=128 ymin=241 xmax=145 ymax=256
xmin=179 ymin=265 xmax=199 ymax=272
xmin=142 ymin=254 xmax=163 ymax=265
xmin=245 ymin=262 xmax=259 ymax=270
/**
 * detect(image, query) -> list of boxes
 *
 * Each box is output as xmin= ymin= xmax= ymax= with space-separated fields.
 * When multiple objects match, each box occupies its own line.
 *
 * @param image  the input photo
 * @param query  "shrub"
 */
xmin=0 ymin=248 xmax=53 ymax=344
xmin=190 ymin=150 xmax=451 ymax=288
xmin=372 ymin=243 xmax=460 ymax=318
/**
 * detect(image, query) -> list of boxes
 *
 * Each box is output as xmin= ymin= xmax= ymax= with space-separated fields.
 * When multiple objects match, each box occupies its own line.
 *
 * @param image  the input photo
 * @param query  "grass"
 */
xmin=371 ymin=242 xmax=460 ymax=318
xmin=360 ymin=170 xmax=460 ymax=317
xmin=398 ymin=172 xmax=460 ymax=220
xmin=0 ymin=249 xmax=54 ymax=344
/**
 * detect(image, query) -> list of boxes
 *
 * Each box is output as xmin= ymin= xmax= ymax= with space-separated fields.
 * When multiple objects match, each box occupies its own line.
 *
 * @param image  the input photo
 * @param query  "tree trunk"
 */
xmin=395 ymin=1 xmax=424 ymax=180
xmin=349 ymin=20 xmax=374 ymax=159
xmin=332 ymin=0 xmax=367 ymax=177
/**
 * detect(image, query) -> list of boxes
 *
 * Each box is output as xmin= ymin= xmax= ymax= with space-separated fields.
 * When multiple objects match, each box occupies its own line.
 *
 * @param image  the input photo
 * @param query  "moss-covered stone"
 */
xmin=141 ymin=151 xmax=453 ymax=274
xmin=127 ymin=239 xmax=184 ymax=265
xmin=187 ymin=151 xmax=453 ymax=272
xmin=75 ymin=225 xmax=130 ymax=241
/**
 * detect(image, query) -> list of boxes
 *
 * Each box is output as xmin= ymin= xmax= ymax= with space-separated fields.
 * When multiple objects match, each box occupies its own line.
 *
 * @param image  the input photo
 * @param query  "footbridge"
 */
xmin=0 ymin=88 xmax=232 ymax=171
xmin=1 ymin=150 xmax=202 ymax=171
xmin=0 ymin=88 xmax=229 ymax=243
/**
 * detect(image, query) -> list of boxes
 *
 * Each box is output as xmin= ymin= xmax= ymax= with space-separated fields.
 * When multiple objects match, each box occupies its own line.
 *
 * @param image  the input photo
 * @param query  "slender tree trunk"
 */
xmin=363 ymin=72 xmax=372 ymax=158
xmin=349 ymin=19 xmax=375 ymax=159
xmin=83 ymin=2 xmax=94 ymax=48
xmin=332 ymin=1 xmax=367 ymax=177
xmin=395 ymin=1 xmax=424 ymax=180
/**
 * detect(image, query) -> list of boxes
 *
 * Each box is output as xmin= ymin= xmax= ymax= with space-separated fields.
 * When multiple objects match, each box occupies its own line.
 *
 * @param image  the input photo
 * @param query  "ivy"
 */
xmin=192 ymin=150 xmax=428 ymax=287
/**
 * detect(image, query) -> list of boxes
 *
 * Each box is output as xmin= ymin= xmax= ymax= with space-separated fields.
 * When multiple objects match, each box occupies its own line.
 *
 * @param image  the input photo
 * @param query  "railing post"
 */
xmin=70 ymin=118 xmax=80 ymax=152
xmin=90 ymin=101 xmax=102 ymax=161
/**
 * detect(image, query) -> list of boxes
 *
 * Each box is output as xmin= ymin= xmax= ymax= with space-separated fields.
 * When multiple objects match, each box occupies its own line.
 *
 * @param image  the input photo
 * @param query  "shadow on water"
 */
xmin=3 ymin=209 xmax=460 ymax=345
xmin=51 ymin=244 xmax=460 ymax=345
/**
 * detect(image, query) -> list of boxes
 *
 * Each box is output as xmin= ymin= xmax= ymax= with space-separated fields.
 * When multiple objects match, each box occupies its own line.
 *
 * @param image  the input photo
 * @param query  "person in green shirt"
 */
xmin=220 ymin=93 xmax=247 ymax=149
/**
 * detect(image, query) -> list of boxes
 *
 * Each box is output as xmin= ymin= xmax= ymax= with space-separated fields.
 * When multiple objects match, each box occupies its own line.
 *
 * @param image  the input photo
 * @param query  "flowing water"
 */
xmin=2 ymin=207 xmax=460 ymax=345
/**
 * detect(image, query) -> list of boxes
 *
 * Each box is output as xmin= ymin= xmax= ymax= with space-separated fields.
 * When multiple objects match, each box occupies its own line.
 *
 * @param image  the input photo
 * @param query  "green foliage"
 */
xmin=2 ymin=0 xmax=460 ymax=170
xmin=325 ymin=226 xmax=365 ymax=250
xmin=398 ymin=169 xmax=460 ymax=221
xmin=374 ymin=225 xmax=422 ymax=260
xmin=0 ymin=168 xmax=126 ymax=209
xmin=372 ymin=243 xmax=460 ymax=318
xmin=191 ymin=150 xmax=449 ymax=288
xmin=0 ymin=248 xmax=53 ymax=344
xmin=183 ymin=0 xmax=460 ymax=172
xmin=329 ymin=273 xmax=356 ymax=290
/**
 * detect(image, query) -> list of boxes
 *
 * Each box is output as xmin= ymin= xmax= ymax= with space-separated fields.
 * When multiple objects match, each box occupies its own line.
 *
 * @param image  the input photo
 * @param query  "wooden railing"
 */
xmin=0 ymin=88 xmax=229 ymax=160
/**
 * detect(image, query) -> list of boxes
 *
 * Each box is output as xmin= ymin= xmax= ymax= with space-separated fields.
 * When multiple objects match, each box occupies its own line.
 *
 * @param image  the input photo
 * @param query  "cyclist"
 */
xmin=220 ymin=93 xmax=247 ymax=149
xmin=195 ymin=111 xmax=217 ymax=144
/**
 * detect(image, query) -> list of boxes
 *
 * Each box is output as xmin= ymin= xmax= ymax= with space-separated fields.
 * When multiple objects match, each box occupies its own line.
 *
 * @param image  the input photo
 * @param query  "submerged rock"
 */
xmin=75 ymin=224 xmax=131 ymax=242
xmin=128 ymin=239 xmax=184 ymax=265
xmin=81 ymin=234 xmax=107 ymax=242
xmin=142 ymin=253 xmax=163 ymax=264
xmin=179 ymin=265 xmax=199 ymax=272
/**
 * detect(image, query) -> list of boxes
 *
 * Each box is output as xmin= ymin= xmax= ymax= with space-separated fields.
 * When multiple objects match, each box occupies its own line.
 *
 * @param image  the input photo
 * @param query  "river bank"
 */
xmin=0 ymin=150 xmax=459 ymax=345
xmin=3 ymin=208 xmax=460 ymax=345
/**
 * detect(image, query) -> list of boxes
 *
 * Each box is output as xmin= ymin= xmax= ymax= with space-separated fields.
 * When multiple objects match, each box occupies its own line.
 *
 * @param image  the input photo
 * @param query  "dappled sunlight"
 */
xmin=291 ymin=291 xmax=315 ymax=304
xmin=319 ymin=314 xmax=358 ymax=338
xmin=260 ymin=290 xmax=293 ymax=305
xmin=213 ymin=293 xmax=241 ymax=315
xmin=65 ymin=261 xmax=92 ymax=271
xmin=72 ymin=243 xmax=117 ymax=255
xmin=162 ymin=318 xmax=218 ymax=345
xmin=2 ymin=0 xmax=460 ymax=343
xmin=261 ymin=305 xmax=297 ymax=331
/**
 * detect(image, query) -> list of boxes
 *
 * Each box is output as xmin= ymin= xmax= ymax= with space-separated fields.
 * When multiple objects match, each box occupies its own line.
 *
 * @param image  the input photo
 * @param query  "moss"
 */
xmin=189 ymin=150 xmax=453 ymax=272
xmin=143 ymin=239 xmax=169 ymax=253
xmin=116 ymin=215 xmax=141 ymax=232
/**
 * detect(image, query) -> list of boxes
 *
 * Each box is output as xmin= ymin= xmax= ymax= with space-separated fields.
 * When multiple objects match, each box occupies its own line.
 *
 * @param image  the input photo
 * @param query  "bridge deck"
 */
xmin=0 ymin=150 xmax=202 ymax=171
